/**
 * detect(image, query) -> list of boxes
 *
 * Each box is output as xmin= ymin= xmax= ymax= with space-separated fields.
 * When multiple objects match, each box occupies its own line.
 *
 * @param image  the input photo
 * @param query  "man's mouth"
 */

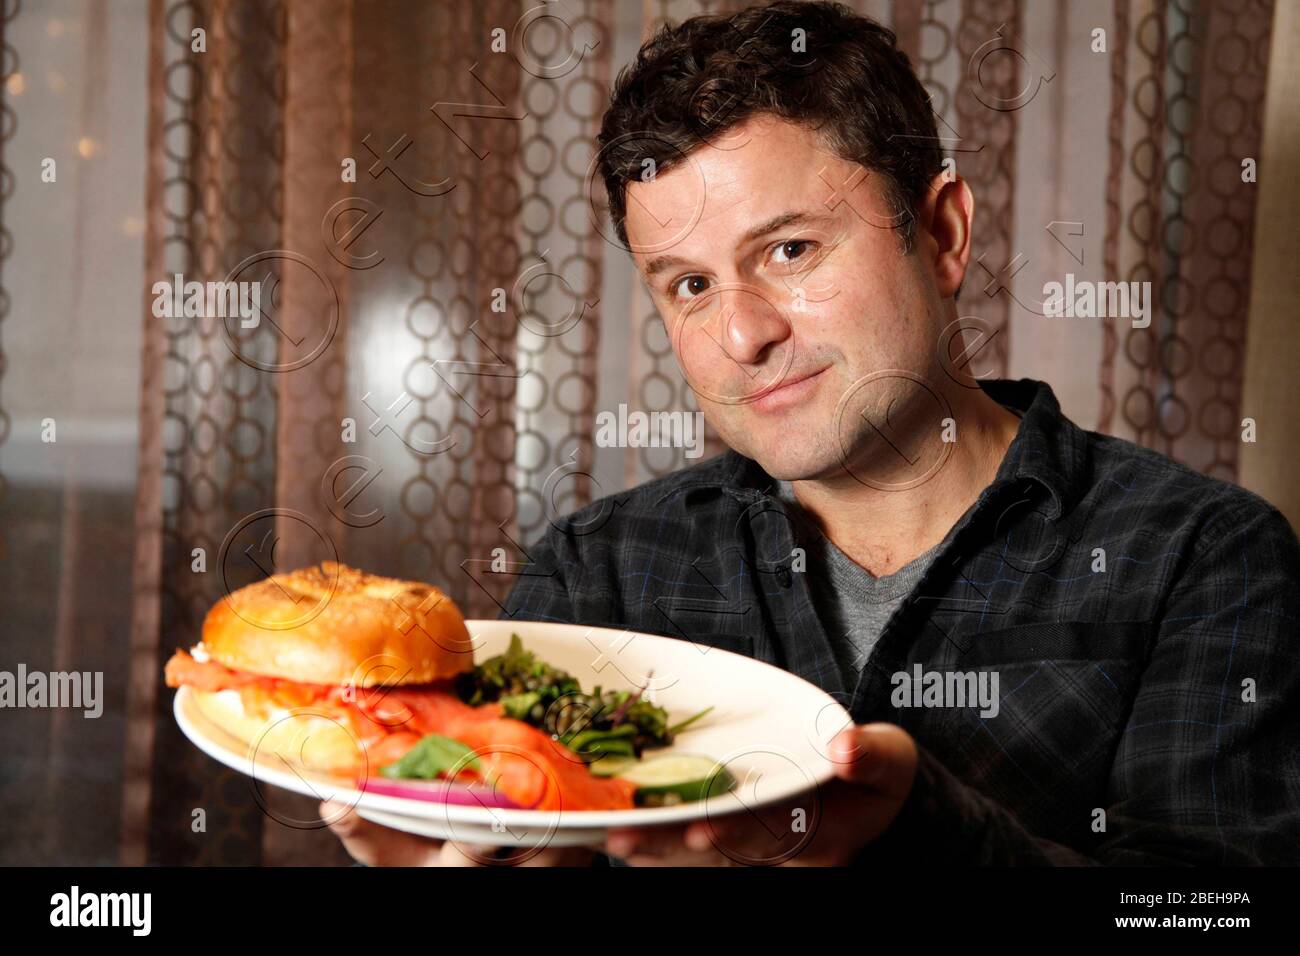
xmin=750 ymin=366 xmax=830 ymax=414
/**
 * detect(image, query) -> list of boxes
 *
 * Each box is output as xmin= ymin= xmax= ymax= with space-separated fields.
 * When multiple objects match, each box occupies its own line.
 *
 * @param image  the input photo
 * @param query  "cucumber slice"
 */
xmin=619 ymin=754 xmax=736 ymax=806
xmin=587 ymin=754 xmax=638 ymax=778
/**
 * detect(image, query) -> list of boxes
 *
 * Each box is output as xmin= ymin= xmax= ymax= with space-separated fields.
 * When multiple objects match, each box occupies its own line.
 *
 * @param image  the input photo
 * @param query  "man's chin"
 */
xmin=736 ymin=438 xmax=843 ymax=483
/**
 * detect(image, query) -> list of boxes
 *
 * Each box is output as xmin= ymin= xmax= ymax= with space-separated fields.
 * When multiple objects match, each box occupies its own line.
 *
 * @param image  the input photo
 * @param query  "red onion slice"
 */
xmin=358 ymin=776 xmax=521 ymax=809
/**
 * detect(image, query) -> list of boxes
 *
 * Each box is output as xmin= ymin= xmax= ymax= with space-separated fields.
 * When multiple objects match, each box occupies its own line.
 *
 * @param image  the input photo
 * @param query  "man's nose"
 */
xmin=714 ymin=286 xmax=792 ymax=367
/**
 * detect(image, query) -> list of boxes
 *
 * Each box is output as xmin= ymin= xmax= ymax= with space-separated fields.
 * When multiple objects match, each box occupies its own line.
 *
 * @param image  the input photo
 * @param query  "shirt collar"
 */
xmin=980 ymin=377 xmax=1089 ymax=519
xmin=661 ymin=378 xmax=1089 ymax=521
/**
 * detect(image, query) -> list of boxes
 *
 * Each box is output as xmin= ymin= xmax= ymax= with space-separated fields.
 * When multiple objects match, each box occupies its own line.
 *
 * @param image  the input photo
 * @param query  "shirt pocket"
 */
xmin=902 ymin=620 xmax=1151 ymax=841
xmin=947 ymin=619 xmax=1150 ymax=722
xmin=954 ymin=619 xmax=1151 ymax=669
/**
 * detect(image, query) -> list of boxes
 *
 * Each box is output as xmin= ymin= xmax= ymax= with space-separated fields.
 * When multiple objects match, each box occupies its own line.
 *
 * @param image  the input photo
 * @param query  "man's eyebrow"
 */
xmin=640 ymin=209 xmax=831 ymax=280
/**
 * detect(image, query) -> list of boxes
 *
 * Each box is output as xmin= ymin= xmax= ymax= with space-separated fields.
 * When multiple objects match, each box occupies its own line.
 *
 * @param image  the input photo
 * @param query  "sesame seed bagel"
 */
xmin=202 ymin=561 xmax=474 ymax=686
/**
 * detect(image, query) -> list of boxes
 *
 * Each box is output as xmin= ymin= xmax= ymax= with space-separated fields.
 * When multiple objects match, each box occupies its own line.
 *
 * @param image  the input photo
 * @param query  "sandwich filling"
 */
xmin=165 ymin=646 xmax=636 ymax=811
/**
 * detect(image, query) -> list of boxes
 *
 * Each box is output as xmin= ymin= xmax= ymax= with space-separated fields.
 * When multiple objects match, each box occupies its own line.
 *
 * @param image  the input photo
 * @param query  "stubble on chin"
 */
xmin=736 ymin=423 xmax=844 ymax=482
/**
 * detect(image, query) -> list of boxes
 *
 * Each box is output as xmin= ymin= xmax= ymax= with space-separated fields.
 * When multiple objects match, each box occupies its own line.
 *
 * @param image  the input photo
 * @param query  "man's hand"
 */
xmin=601 ymin=723 xmax=918 ymax=866
xmin=319 ymin=801 xmax=600 ymax=867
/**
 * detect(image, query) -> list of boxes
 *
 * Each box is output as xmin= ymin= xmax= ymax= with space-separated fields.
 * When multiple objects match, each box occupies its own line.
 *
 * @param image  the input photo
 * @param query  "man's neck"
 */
xmin=784 ymin=390 xmax=1022 ymax=577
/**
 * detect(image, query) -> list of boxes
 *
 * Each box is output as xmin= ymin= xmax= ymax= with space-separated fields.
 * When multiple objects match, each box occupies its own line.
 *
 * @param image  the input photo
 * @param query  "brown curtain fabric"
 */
xmin=0 ymin=0 xmax=13 ymax=530
xmin=124 ymin=0 xmax=289 ymax=867
xmin=1099 ymin=0 xmax=1275 ymax=479
xmin=891 ymin=0 xmax=1021 ymax=380
xmin=120 ymin=0 xmax=618 ymax=866
xmin=951 ymin=0 xmax=1019 ymax=379
xmin=107 ymin=0 xmax=1282 ymax=865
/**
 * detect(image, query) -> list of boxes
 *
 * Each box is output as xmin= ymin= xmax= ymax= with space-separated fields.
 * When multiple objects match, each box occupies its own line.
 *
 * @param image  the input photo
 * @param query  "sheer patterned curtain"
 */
xmin=1097 ymin=0 xmax=1274 ymax=479
xmin=120 ymin=0 xmax=623 ymax=866
xmin=0 ymin=0 xmax=1281 ymax=865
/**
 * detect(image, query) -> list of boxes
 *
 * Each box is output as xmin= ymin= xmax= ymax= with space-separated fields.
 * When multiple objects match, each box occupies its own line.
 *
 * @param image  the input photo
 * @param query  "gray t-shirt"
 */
xmin=775 ymin=480 xmax=945 ymax=692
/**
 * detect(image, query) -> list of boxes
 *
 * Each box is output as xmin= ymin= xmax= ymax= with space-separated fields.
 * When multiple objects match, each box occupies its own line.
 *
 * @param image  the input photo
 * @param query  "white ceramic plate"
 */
xmin=174 ymin=619 xmax=853 ymax=847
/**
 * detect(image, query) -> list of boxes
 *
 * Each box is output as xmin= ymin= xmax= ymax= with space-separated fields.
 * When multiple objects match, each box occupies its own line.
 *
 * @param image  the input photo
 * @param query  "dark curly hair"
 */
xmin=596 ymin=0 xmax=944 ymax=255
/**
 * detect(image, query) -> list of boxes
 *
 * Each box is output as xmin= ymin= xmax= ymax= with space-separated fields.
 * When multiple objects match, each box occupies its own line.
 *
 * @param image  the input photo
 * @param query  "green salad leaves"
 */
xmin=454 ymin=634 xmax=712 ymax=761
xmin=378 ymin=734 xmax=480 ymax=780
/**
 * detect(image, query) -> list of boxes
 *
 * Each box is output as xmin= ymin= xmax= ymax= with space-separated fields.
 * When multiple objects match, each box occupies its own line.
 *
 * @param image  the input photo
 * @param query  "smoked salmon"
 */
xmin=165 ymin=648 xmax=637 ymax=810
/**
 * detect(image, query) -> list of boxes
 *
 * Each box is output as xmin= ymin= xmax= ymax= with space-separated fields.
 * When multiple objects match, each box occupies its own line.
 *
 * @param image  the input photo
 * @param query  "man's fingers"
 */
xmin=320 ymin=803 xmax=599 ymax=866
xmin=438 ymin=841 xmax=492 ymax=866
xmin=320 ymin=801 xmax=445 ymax=866
xmin=829 ymin=723 xmax=918 ymax=798
xmin=440 ymin=841 xmax=599 ymax=866
xmin=516 ymin=846 xmax=601 ymax=867
xmin=606 ymin=824 xmax=690 ymax=860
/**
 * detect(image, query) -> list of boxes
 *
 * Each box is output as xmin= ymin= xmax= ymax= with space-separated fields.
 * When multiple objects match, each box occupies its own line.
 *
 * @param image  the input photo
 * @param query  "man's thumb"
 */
xmin=829 ymin=723 xmax=918 ymax=797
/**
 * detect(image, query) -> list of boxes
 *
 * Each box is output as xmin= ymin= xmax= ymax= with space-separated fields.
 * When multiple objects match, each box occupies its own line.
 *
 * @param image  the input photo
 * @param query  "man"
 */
xmin=325 ymin=0 xmax=1300 ymax=866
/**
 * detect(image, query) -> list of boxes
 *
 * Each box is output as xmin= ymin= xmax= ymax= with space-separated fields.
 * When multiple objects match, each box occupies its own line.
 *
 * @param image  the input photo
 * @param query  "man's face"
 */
xmin=625 ymin=114 xmax=953 ymax=483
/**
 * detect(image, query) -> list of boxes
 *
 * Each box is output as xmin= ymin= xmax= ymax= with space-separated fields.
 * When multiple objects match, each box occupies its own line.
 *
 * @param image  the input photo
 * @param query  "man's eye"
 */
xmin=772 ymin=239 xmax=814 ymax=264
xmin=672 ymin=275 xmax=710 ymax=299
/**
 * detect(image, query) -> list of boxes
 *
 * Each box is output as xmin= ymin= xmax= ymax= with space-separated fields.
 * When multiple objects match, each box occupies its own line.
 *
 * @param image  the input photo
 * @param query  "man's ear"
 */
xmin=921 ymin=172 xmax=974 ymax=301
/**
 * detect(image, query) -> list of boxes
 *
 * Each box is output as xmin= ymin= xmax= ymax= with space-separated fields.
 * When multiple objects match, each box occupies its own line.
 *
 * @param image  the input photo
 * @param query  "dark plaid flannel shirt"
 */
xmin=501 ymin=378 xmax=1300 ymax=865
